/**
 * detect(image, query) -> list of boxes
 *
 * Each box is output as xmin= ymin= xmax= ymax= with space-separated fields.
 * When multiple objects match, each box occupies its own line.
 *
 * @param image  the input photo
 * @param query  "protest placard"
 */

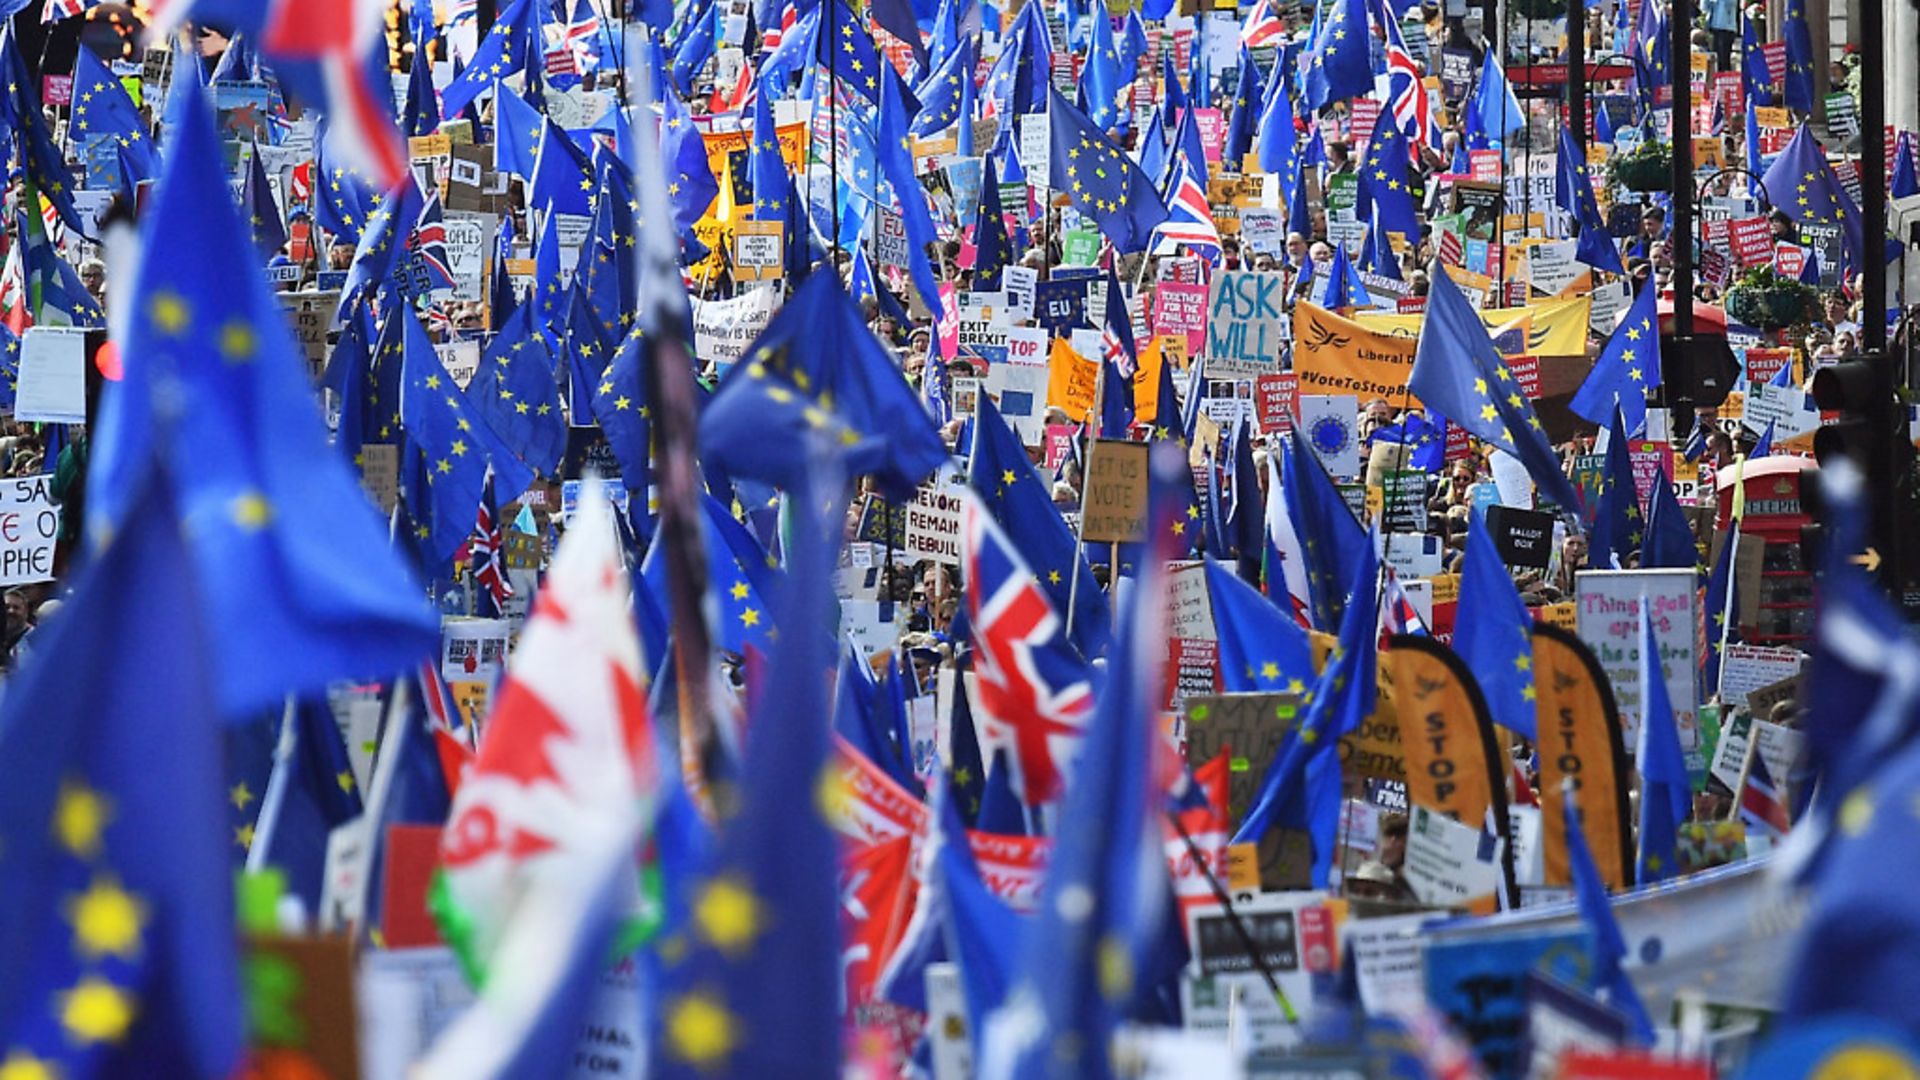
xmin=1004 ymin=325 xmax=1049 ymax=366
xmin=1151 ymin=280 xmax=1209 ymax=358
xmin=1717 ymin=643 xmax=1805 ymax=709
xmin=1205 ymin=271 xmax=1287 ymax=378
xmin=1082 ymin=440 xmax=1149 ymax=544
xmin=433 ymin=339 xmax=481 ymax=390
xmin=1184 ymin=693 xmax=1301 ymax=828
xmin=1253 ymin=372 xmax=1296 ymax=435
xmin=1486 ymin=505 xmax=1556 ymax=568
xmin=1002 ymin=265 xmax=1037 ymax=320
xmin=440 ymin=617 xmax=510 ymax=684
xmin=1297 ymin=394 xmax=1359 ymax=479
xmin=358 ymin=443 xmax=399 ymax=514
xmin=1044 ymin=336 xmax=1099 ymax=422
xmin=1403 ymin=806 xmax=1504 ymax=911
xmin=15 ymin=327 xmax=89 ymax=424
xmin=902 ymin=465 xmax=966 ymax=566
xmin=692 ymin=286 xmax=781 ymax=373
xmin=732 ymin=220 xmax=784 ymax=281
xmin=1379 ymin=471 xmax=1429 ymax=532
xmin=0 ymin=475 xmax=58 ymax=586
xmin=1575 ymin=569 xmax=1699 ymax=747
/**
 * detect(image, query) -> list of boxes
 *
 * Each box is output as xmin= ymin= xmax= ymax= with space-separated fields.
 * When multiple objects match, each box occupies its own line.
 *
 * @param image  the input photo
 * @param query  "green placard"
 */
xmin=1061 ymin=228 xmax=1101 ymax=267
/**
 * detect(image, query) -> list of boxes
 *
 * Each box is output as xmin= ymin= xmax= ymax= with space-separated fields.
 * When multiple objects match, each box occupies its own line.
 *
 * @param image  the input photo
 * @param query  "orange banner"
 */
xmin=1382 ymin=636 xmax=1509 ymax=842
xmin=1531 ymin=626 xmax=1633 ymax=889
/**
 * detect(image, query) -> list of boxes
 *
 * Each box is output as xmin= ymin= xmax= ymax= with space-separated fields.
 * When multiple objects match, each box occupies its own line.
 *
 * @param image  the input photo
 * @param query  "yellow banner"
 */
xmin=1355 ymin=294 xmax=1594 ymax=356
xmin=1291 ymin=302 xmax=1421 ymax=405
xmin=1532 ymin=625 xmax=1633 ymax=889
xmin=1133 ymin=337 xmax=1164 ymax=424
xmin=1383 ymin=637 xmax=1507 ymax=833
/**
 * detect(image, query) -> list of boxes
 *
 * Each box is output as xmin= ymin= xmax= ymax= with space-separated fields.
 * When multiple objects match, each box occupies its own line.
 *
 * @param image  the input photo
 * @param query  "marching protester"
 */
xmin=0 ymin=0 xmax=1911 ymax=1077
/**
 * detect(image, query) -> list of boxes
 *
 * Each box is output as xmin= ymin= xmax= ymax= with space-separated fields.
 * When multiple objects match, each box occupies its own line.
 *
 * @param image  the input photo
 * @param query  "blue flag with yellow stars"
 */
xmin=593 ymin=325 xmax=652 ymax=505
xmin=700 ymin=271 xmax=948 ymax=501
xmin=1635 ymin=611 xmax=1689 ymax=884
xmin=0 ymin=28 xmax=84 ymax=236
xmin=87 ymin=74 xmax=437 ymax=716
xmin=642 ymin=496 xmax=781 ymax=658
xmin=312 ymin=130 xmax=378 ymax=246
xmin=661 ymin=85 xmax=718 ymax=239
xmin=652 ymin=477 xmax=844 ymax=1079
xmin=466 ymin=301 xmax=568 ymax=477
xmin=1207 ymin=558 xmax=1314 ymax=695
xmin=747 ymin=76 xmax=813 ymax=284
xmin=71 ymin=46 xmax=156 ymax=185
xmin=1280 ymin=430 xmax=1365 ymax=631
xmin=972 ymin=155 xmax=1013 ymax=290
xmin=1320 ymin=242 xmax=1371 ymax=309
xmin=1355 ymin=115 xmax=1418 ymax=242
xmin=1081 ymin=3 xmax=1129 ymax=131
xmin=0 ymin=476 xmax=244 ymax=1080
xmin=1455 ymin=508 xmax=1539 ymax=741
xmin=1220 ymin=49 xmax=1261 ymax=167
xmin=968 ymin=397 xmax=1112 ymax=660
xmin=984 ymin=0 xmax=1051 ymax=119
xmin=1763 ymin=124 xmax=1866 ymax=274
xmin=1641 ymin=468 xmax=1699 ymax=571
xmin=1782 ymin=0 xmax=1815 ymax=114
xmin=1587 ymin=408 xmax=1640 ymax=568
xmin=1047 ymin=87 xmax=1168 ymax=254
xmin=1301 ymin=0 xmax=1372 ymax=111
xmin=1572 ymin=278 xmax=1661 ymax=435
xmin=1555 ymin=126 xmax=1625 ymax=275
xmin=1562 ymin=782 xmax=1657 ymax=1043
xmin=257 ymin=698 xmax=366 ymax=917
xmin=441 ymin=0 xmax=544 ymax=116
xmin=879 ymin=66 xmax=947 ymax=323
xmin=531 ymin=117 xmax=596 ymax=217
xmin=339 ymin=176 xmax=425 ymax=314
xmin=396 ymin=306 xmax=537 ymax=563
xmin=814 ymin=0 xmax=887 ymax=102
xmin=1233 ymin=525 xmax=1379 ymax=889
xmin=403 ymin=47 xmax=441 ymax=137
xmin=243 ymin=143 xmax=287 ymax=258
xmin=979 ymin=447 xmax=1186 ymax=1078
xmin=1411 ymin=271 xmax=1584 ymax=514
xmin=493 ymin=83 xmax=544 ymax=179
xmin=912 ymin=37 xmax=977 ymax=138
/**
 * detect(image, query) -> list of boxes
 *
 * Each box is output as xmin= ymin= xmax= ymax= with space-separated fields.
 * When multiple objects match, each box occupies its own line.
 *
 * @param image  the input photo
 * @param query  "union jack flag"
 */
xmin=1149 ymin=155 xmax=1222 ymax=263
xmin=409 ymin=189 xmax=457 ymax=292
xmin=1379 ymin=0 xmax=1438 ymax=156
xmin=469 ymin=466 xmax=515 ymax=618
xmin=1738 ymin=744 xmax=1793 ymax=838
xmin=1376 ymin=561 xmax=1427 ymax=649
xmin=763 ymin=0 xmax=797 ymax=52
xmin=564 ymin=0 xmax=606 ymax=70
xmin=1239 ymin=0 xmax=1286 ymax=49
xmin=41 ymin=0 xmax=94 ymax=23
xmin=962 ymin=495 xmax=1095 ymax=807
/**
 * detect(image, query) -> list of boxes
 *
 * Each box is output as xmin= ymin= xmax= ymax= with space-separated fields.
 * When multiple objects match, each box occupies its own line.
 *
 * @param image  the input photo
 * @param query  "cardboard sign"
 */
xmin=14 ymin=327 xmax=89 ymax=424
xmin=0 ymin=475 xmax=58 ymax=586
xmin=440 ymin=617 xmax=510 ymax=684
xmin=732 ymin=220 xmax=784 ymax=280
xmin=902 ymin=464 xmax=966 ymax=565
xmin=358 ymin=443 xmax=400 ymax=514
xmin=1204 ymin=271 xmax=1287 ymax=378
xmin=1082 ymin=439 xmax=1150 ymax=544
xmin=1574 ymin=569 xmax=1700 ymax=747
xmin=1184 ymin=693 xmax=1302 ymax=829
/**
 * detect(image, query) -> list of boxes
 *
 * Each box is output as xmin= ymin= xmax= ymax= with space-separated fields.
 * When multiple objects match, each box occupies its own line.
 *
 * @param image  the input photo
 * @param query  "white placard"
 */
xmin=15 ymin=327 xmax=89 ymax=424
xmin=0 ymin=475 xmax=60 ymax=586
xmin=1574 ymin=569 xmax=1700 ymax=748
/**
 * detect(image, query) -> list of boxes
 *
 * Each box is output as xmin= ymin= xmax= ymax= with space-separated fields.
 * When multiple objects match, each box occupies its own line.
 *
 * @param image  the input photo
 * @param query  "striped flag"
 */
xmin=41 ymin=0 xmax=95 ymax=23
xmin=1380 ymin=0 xmax=1438 ymax=154
xmin=410 ymin=189 xmax=457 ymax=292
xmin=763 ymin=0 xmax=797 ymax=52
xmin=1239 ymin=0 xmax=1286 ymax=49
xmin=468 ymin=467 xmax=515 ymax=618
xmin=1739 ymin=745 xmax=1793 ymax=839
xmin=1149 ymin=156 xmax=1221 ymax=263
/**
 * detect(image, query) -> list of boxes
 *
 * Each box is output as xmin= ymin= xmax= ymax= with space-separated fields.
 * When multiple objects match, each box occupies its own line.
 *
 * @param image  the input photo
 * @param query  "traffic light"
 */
xmin=1811 ymin=352 xmax=1918 ymax=589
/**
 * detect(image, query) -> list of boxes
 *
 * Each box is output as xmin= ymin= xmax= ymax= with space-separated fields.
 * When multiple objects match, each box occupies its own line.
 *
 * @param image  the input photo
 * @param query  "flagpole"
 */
xmin=1165 ymin=811 xmax=1298 ymax=1022
xmin=828 ymin=0 xmax=842 ymax=259
xmin=244 ymin=696 xmax=301 ymax=875
xmin=1724 ymin=731 xmax=1757 ymax=823
xmin=1066 ymin=353 xmax=1104 ymax=640
xmin=1713 ymin=457 xmax=1745 ymax=701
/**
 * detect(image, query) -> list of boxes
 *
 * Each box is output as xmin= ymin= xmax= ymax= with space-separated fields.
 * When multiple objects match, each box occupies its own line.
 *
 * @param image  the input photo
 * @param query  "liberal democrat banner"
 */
xmin=1356 ymin=295 xmax=1593 ymax=357
xmin=1382 ymin=637 xmax=1512 ymax=877
xmin=1531 ymin=624 xmax=1633 ymax=889
xmin=1292 ymin=302 xmax=1422 ymax=405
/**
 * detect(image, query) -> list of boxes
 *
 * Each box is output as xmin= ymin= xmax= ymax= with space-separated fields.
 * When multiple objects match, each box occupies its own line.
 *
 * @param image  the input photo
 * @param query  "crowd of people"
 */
xmin=0 ymin=0 xmax=1915 ymax=1077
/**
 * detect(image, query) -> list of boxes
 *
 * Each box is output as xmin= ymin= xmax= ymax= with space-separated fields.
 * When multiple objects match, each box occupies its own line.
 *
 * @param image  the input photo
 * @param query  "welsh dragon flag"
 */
xmin=425 ymin=481 xmax=661 ymax=1074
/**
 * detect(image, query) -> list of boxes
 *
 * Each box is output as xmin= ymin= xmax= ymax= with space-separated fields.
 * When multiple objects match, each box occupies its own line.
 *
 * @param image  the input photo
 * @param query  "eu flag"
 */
xmin=1635 ymin=612 xmax=1689 ymax=884
xmin=1641 ymin=467 xmax=1700 ymax=571
xmin=700 ymin=272 xmax=948 ymax=501
xmin=1562 ymin=781 xmax=1656 ymax=1042
xmin=0 ymin=477 xmax=243 ymax=1079
xmin=968 ymin=397 xmax=1112 ymax=660
xmin=254 ymin=698 xmax=365 ymax=917
xmin=441 ymin=0 xmax=544 ymax=116
xmin=1587 ymin=407 xmax=1640 ymax=568
xmin=1221 ymin=49 xmax=1261 ymax=168
xmin=87 ymin=74 xmax=438 ymax=716
xmin=312 ymin=131 xmax=378 ymax=246
xmin=0 ymin=27 xmax=83 ymax=235
xmin=242 ymin=143 xmax=287 ymax=258
xmin=1301 ymin=0 xmax=1372 ymax=111
xmin=592 ymin=325 xmax=652 ymax=512
xmin=984 ymin=0 xmax=1051 ymax=119
xmin=1356 ymin=117 xmax=1418 ymax=241
xmin=972 ymin=155 xmax=1013 ymax=290
xmin=1047 ymin=87 xmax=1168 ymax=253
xmin=1207 ymin=558 xmax=1314 ymax=694
xmin=1782 ymin=0 xmax=1815 ymax=113
xmin=653 ymin=478 xmax=843 ymax=1078
xmin=661 ymin=85 xmax=719 ymax=240
xmin=403 ymin=49 xmax=441 ymax=137
xmin=913 ymin=38 xmax=977 ymax=138
xmin=1455 ymin=508 xmax=1539 ymax=741
xmin=531 ymin=118 xmax=595 ymax=217
xmin=1320 ymin=242 xmax=1371 ymax=309
xmin=1555 ymin=125 xmax=1625 ymax=275
xmin=493 ymin=83 xmax=544 ymax=180
xmin=879 ymin=67 xmax=947 ymax=322
xmin=70 ymin=46 xmax=156 ymax=185
xmin=1410 ymin=270 xmax=1584 ymax=513
xmin=1280 ymin=430 xmax=1365 ymax=631
xmin=464 ymin=301 xmax=568 ymax=476
xmin=1572 ymin=278 xmax=1661 ymax=434
xmin=396 ymin=306 xmax=537 ymax=563
xmin=814 ymin=0 xmax=888 ymax=102
xmin=1081 ymin=4 xmax=1129 ymax=131
xmin=339 ymin=176 xmax=425 ymax=313
xmin=1762 ymin=125 xmax=1865 ymax=273
xmin=1256 ymin=46 xmax=1300 ymax=177
xmin=1701 ymin=507 xmax=1743 ymax=693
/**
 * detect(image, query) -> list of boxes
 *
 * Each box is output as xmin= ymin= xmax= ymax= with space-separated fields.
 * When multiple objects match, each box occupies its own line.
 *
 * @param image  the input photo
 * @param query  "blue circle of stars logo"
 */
xmin=1309 ymin=414 xmax=1351 ymax=459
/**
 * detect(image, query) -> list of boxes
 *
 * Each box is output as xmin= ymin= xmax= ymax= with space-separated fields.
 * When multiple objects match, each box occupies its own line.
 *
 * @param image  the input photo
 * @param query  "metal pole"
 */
xmin=1566 ymin=0 xmax=1586 ymax=152
xmin=1669 ymin=0 xmax=1694 ymax=339
xmin=1861 ymin=0 xmax=1887 ymax=351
